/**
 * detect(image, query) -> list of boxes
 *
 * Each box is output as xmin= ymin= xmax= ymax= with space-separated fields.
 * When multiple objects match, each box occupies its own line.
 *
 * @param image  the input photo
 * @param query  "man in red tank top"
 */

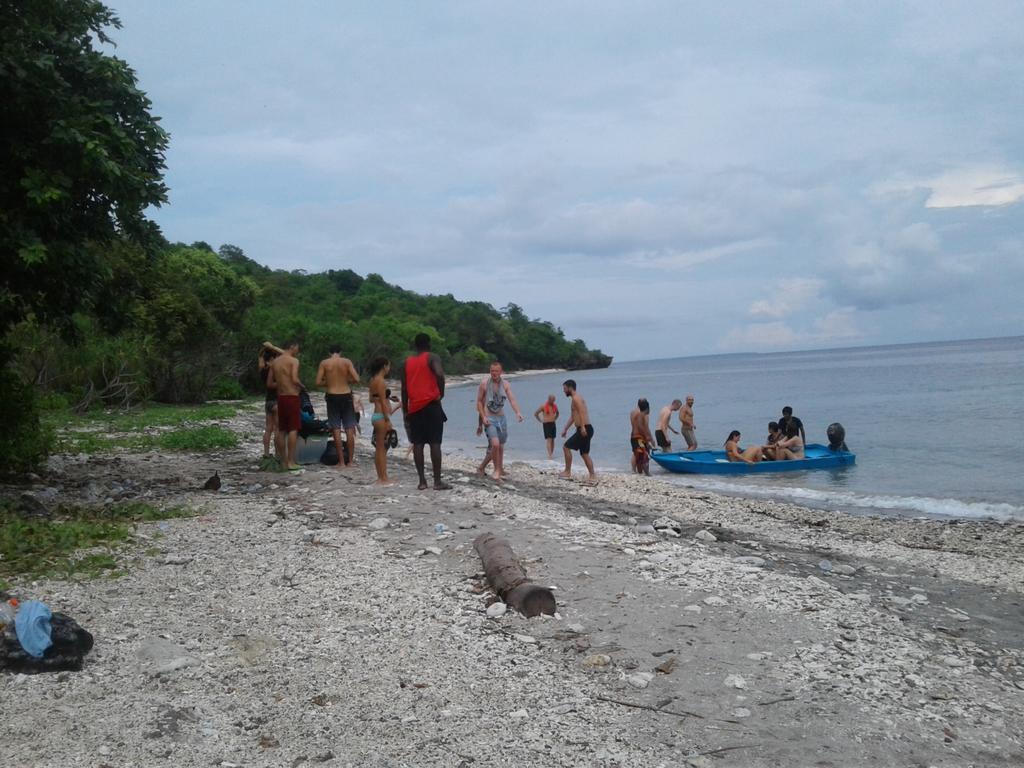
xmin=400 ymin=333 xmax=451 ymax=490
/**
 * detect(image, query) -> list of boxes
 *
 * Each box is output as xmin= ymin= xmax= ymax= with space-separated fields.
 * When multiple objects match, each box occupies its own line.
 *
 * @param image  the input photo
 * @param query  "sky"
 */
xmin=109 ymin=1 xmax=1024 ymax=361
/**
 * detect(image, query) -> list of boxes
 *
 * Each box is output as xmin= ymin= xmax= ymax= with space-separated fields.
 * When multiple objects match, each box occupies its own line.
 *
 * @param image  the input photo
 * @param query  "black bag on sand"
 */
xmin=320 ymin=439 xmax=350 ymax=465
xmin=0 ymin=613 xmax=94 ymax=673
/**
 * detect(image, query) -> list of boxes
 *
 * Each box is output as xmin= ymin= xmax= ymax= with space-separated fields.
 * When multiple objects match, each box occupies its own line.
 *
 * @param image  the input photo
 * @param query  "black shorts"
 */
xmin=407 ymin=400 xmax=445 ymax=445
xmin=655 ymin=429 xmax=671 ymax=449
xmin=565 ymin=424 xmax=594 ymax=455
xmin=542 ymin=422 xmax=556 ymax=440
xmin=630 ymin=437 xmax=642 ymax=452
xmin=326 ymin=393 xmax=358 ymax=430
xmin=264 ymin=395 xmax=276 ymax=415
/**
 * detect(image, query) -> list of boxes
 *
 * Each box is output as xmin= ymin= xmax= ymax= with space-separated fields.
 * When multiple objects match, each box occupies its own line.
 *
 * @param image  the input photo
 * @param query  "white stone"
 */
xmin=582 ymin=654 xmax=611 ymax=668
xmin=514 ymin=634 xmax=537 ymax=644
xmin=367 ymin=517 xmax=390 ymax=530
xmin=724 ymin=674 xmax=747 ymax=689
xmin=703 ymin=596 xmax=727 ymax=607
xmin=732 ymin=707 xmax=751 ymax=718
xmin=695 ymin=529 xmax=717 ymax=542
xmin=508 ymin=709 xmax=529 ymax=720
xmin=486 ymin=602 xmax=507 ymax=618
xmin=683 ymin=604 xmax=702 ymax=613
xmin=626 ymin=671 xmax=655 ymax=689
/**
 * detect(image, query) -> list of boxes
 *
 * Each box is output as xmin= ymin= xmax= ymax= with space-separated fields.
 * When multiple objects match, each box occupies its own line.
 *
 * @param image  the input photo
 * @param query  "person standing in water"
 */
xmin=655 ymin=399 xmax=682 ymax=451
xmin=533 ymin=395 xmax=560 ymax=459
xmin=629 ymin=398 xmax=655 ymax=475
xmin=400 ymin=333 xmax=451 ymax=491
xmin=679 ymin=395 xmax=698 ymax=450
xmin=315 ymin=344 xmax=360 ymax=467
xmin=476 ymin=362 xmax=524 ymax=482
xmin=559 ymin=379 xmax=596 ymax=483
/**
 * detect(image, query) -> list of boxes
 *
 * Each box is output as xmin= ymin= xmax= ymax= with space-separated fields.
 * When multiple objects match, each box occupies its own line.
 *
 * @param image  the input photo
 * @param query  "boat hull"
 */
xmin=650 ymin=443 xmax=856 ymax=475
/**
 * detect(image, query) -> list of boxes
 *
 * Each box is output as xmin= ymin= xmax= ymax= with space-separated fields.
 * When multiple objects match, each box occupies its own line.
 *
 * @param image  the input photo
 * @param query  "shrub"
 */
xmin=0 ymin=373 xmax=54 ymax=473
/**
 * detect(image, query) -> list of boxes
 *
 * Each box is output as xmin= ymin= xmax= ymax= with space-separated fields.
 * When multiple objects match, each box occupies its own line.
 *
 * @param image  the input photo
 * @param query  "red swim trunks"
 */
xmin=277 ymin=395 xmax=301 ymax=433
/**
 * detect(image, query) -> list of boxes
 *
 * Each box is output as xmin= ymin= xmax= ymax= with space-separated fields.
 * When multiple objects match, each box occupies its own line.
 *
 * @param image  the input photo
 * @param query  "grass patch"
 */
xmin=107 ymin=403 xmax=239 ymax=431
xmin=157 ymin=425 xmax=238 ymax=452
xmin=53 ymin=431 xmax=156 ymax=455
xmin=44 ymin=402 xmax=242 ymax=455
xmin=0 ymin=501 xmax=194 ymax=586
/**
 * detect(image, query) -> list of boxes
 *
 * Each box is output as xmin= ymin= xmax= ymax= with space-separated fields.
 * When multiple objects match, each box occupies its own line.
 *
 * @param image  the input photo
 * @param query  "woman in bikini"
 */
xmin=258 ymin=342 xmax=283 ymax=458
xmin=368 ymin=356 xmax=395 ymax=485
xmin=724 ymin=430 xmax=764 ymax=464
xmin=774 ymin=422 xmax=805 ymax=460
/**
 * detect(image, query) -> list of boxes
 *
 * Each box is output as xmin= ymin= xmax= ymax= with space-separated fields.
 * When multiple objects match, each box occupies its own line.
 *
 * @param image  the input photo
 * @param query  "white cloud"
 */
xmin=877 ymin=167 xmax=1024 ymax=208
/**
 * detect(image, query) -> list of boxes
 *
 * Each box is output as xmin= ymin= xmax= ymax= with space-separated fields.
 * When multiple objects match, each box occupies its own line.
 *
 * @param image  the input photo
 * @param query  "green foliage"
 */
xmin=209 ymin=379 xmax=246 ymax=399
xmin=0 ymin=0 xmax=168 ymax=333
xmin=228 ymin=252 xmax=612 ymax=381
xmin=0 ymin=500 xmax=193 ymax=583
xmin=0 ymin=373 xmax=54 ymax=473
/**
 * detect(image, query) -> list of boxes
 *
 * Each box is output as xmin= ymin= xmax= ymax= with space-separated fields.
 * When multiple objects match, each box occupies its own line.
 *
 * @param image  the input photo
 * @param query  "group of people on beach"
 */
xmin=259 ymin=336 xmax=810 ymax=485
xmin=258 ymin=335 xmax=601 ymax=487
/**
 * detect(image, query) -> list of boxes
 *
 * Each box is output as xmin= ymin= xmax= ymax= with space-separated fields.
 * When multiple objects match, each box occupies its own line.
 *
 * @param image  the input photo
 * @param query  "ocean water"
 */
xmin=440 ymin=336 xmax=1024 ymax=521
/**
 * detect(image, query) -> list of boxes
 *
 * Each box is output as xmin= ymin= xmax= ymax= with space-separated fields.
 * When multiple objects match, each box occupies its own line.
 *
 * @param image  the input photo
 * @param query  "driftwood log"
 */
xmin=473 ymin=532 xmax=556 ymax=618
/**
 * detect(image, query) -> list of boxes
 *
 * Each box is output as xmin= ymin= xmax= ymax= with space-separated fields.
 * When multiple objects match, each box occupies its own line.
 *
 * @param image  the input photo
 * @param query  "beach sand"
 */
xmin=2 ymin=402 xmax=1022 ymax=767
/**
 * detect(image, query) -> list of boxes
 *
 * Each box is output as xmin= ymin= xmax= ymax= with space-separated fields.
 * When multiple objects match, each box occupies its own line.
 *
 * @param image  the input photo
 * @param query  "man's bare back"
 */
xmin=268 ymin=354 xmax=300 ymax=396
xmin=316 ymin=355 xmax=358 ymax=394
xmin=656 ymin=406 xmax=674 ymax=433
xmin=630 ymin=408 xmax=652 ymax=441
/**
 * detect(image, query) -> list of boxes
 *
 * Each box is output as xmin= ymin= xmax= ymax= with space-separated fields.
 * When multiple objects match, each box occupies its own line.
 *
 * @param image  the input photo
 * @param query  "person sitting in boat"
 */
xmin=725 ymin=430 xmax=764 ymax=464
xmin=774 ymin=421 xmax=805 ymax=460
xmin=763 ymin=421 xmax=782 ymax=460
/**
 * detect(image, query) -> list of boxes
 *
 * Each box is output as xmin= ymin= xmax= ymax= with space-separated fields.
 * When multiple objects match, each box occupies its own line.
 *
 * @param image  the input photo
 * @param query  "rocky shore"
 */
xmin=2 ymin=402 xmax=1022 ymax=767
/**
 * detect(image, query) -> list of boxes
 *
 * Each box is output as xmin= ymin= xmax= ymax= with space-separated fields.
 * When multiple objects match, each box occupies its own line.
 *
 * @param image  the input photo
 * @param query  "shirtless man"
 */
xmin=655 ymin=400 xmax=682 ymax=451
xmin=315 ymin=345 xmax=360 ymax=467
xmin=629 ymin=398 xmax=655 ymax=475
xmin=559 ymin=379 xmax=596 ymax=483
xmin=476 ymin=361 xmax=524 ymax=482
xmin=533 ymin=395 xmax=560 ymax=459
xmin=266 ymin=340 xmax=302 ymax=471
xmin=679 ymin=395 xmax=697 ymax=450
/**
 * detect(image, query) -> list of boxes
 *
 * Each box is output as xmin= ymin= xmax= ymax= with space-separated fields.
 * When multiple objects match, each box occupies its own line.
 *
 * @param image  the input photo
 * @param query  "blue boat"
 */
xmin=650 ymin=443 xmax=856 ymax=475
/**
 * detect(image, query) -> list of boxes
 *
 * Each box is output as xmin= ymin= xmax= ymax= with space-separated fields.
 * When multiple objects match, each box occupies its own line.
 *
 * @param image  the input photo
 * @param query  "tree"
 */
xmin=0 ymin=0 xmax=169 ymax=333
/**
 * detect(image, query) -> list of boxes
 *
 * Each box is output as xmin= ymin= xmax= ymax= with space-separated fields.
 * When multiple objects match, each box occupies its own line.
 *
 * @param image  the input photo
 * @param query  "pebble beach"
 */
xmin=2 ymin=401 xmax=1022 ymax=767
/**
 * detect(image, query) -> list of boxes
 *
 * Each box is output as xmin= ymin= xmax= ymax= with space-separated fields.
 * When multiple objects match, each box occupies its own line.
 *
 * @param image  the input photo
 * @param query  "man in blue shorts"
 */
xmin=476 ymin=361 xmax=523 ymax=481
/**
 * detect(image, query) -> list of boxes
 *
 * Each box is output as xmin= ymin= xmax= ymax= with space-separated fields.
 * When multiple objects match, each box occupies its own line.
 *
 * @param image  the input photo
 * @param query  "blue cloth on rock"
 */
xmin=15 ymin=600 xmax=53 ymax=658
